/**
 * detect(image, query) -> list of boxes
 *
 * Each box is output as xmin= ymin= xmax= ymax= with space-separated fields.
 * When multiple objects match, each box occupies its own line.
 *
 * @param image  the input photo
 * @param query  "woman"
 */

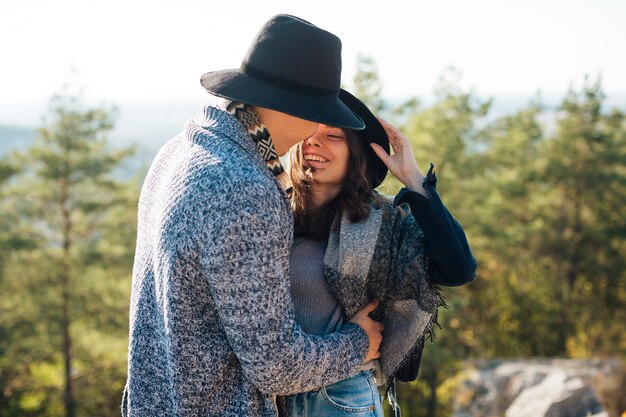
xmin=280 ymin=90 xmax=477 ymax=417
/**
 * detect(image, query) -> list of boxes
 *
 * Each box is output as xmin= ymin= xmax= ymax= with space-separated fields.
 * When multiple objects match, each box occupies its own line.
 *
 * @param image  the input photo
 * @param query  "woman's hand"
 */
xmin=350 ymin=299 xmax=384 ymax=362
xmin=370 ymin=118 xmax=428 ymax=197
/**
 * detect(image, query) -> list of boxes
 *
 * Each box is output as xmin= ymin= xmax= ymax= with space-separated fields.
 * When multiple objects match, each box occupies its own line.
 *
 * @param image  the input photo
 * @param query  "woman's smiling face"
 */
xmin=301 ymin=124 xmax=350 ymax=187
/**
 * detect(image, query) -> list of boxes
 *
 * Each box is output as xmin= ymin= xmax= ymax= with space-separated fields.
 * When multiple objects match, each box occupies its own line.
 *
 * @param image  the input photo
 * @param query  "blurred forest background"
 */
xmin=0 ymin=56 xmax=625 ymax=416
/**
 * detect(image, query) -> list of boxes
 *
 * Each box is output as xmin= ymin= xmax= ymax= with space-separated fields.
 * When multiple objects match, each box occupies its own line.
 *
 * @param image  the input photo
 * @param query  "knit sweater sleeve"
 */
xmin=193 ymin=173 xmax=370 ymax=395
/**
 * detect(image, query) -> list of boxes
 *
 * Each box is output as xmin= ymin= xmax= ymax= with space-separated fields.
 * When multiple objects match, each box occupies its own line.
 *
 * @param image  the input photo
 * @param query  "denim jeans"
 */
xmin=285 ymin=370 xmax=384 ymax=416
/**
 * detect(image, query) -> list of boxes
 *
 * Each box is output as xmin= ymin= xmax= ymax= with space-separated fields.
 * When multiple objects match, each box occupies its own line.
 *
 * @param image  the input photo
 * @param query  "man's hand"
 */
xmin=349 ymin=300 xmax=384 ymax=362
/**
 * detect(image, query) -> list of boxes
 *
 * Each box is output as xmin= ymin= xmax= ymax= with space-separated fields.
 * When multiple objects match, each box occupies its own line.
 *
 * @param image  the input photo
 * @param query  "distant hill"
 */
xmin=0 ymin=98 xmax=211 ymax=158
xmin=0 ymin=125 xmax=36 ymax=155
xmin=1 ymin=94 xmax=623 ymax=163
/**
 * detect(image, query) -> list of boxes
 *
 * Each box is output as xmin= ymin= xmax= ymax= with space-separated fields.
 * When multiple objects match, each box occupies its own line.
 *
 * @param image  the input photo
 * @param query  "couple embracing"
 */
xmin=122 ymin=14 xmax=476 ymax=417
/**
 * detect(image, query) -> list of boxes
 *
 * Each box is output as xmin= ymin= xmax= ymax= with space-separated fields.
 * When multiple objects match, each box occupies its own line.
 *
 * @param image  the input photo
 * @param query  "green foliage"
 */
xmin=1 ymin=59 xmax=625 ymax=417
xmin=370 ymin=65 xmax=626 ymax=415
xmin=352 ymin=53 xmax=387 ymax=114
xmin=0 ymin=90 xmax=137 ymax=417
xmin=538 ymin=77 xmax=626 ymax=356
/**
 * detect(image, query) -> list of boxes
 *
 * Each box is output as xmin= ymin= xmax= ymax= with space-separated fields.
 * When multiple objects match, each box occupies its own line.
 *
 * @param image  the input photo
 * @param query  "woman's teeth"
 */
xmin=305 ymin=155 xmax=329 ymax=162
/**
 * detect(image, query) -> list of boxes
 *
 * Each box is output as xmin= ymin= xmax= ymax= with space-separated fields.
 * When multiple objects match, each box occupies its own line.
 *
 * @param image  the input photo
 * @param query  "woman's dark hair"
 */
xmin=289 ymin=129 xmax=383 ymax=241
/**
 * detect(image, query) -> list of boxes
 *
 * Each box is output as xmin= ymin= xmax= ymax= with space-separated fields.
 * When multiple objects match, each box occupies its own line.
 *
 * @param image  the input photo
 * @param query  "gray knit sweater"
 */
xmin=289 ymin=238 xmax=344 ymax=336
xmin=121 ymin=106 xmax=370 ymax=417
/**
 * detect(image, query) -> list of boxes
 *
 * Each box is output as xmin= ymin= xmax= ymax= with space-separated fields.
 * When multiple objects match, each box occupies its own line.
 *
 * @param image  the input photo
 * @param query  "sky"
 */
xmin=1 ymin=0 xmax=625 ymax=108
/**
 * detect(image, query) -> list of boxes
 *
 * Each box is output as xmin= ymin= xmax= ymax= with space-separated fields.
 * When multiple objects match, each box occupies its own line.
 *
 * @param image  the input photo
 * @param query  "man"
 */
xmin=122 ymin=14 xmax=384 ymax=417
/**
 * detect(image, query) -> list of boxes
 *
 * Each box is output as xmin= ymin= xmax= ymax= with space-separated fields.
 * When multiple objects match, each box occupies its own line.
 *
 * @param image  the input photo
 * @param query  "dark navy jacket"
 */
xmin=392 ymin=163 xmax=476 ymax=384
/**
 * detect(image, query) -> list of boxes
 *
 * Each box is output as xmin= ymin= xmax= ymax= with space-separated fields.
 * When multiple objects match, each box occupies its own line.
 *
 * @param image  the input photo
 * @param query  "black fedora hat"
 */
xmin=200 ymin=14 xmax=365 ymax=130
xmin=339 ymin=90 xmax=390 ymax=188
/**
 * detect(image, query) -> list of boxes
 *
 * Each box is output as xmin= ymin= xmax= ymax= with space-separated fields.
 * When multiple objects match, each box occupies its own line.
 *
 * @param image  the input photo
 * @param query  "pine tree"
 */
xmin=0 ymin=89 xmax=136 ymax=417
xmin=352 ymin=53 xmax=387 ymax=114
xmin=538 ymin=77 xmax=626 ymax=356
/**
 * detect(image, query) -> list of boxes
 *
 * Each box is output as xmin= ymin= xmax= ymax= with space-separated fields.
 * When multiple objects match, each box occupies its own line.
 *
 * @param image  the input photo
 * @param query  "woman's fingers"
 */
xmin=377 ymin=116 xmax=392 ymax=129
xmin=370 ymin=143 xmax=391 ymax=165
xmin=361 ymin=299 xmax=380 ymax=314
xmin=377 ymin=117 xmax=409 ymax=149
xmin=372 ymin=137 xmax=402 ymax=167
xmin=377 ymin=117 xmax=398 ymax=138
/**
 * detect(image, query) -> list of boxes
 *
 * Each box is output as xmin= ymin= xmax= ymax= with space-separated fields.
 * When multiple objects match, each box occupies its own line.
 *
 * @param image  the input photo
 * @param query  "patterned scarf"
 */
xmin=226 ymin=101 xmax=293 ymax=196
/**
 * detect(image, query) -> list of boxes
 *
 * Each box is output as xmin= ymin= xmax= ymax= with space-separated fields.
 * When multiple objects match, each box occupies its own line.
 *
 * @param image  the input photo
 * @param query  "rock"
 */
xmin=452 ymin=359 xmax=623 ymax=417
xmin=505 ymin=373 xmax=603 ymax=417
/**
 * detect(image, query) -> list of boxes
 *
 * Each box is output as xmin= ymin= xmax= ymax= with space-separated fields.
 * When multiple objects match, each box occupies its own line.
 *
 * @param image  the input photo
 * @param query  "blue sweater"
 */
xmin=122 ymin=106 xmax=370 ymax=417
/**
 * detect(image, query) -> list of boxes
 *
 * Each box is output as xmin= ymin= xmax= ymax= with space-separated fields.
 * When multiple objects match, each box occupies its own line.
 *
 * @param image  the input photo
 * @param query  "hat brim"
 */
xmin=201 ymin=69 xmax=365 ymax=130
xmin=338 ymin=90 xmax=390 ymax=188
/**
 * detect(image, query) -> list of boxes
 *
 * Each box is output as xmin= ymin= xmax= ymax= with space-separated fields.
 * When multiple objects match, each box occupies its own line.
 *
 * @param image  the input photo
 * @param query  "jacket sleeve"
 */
xmin=394 ymin=163 xmax=477 ymax=286
xmin=195 ymin=177 xmax=370 ymax=395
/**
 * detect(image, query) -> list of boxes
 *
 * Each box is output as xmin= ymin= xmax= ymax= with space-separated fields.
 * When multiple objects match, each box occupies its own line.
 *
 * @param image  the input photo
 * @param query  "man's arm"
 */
xmin=195 ymin=180 xmax=370 ymax=395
